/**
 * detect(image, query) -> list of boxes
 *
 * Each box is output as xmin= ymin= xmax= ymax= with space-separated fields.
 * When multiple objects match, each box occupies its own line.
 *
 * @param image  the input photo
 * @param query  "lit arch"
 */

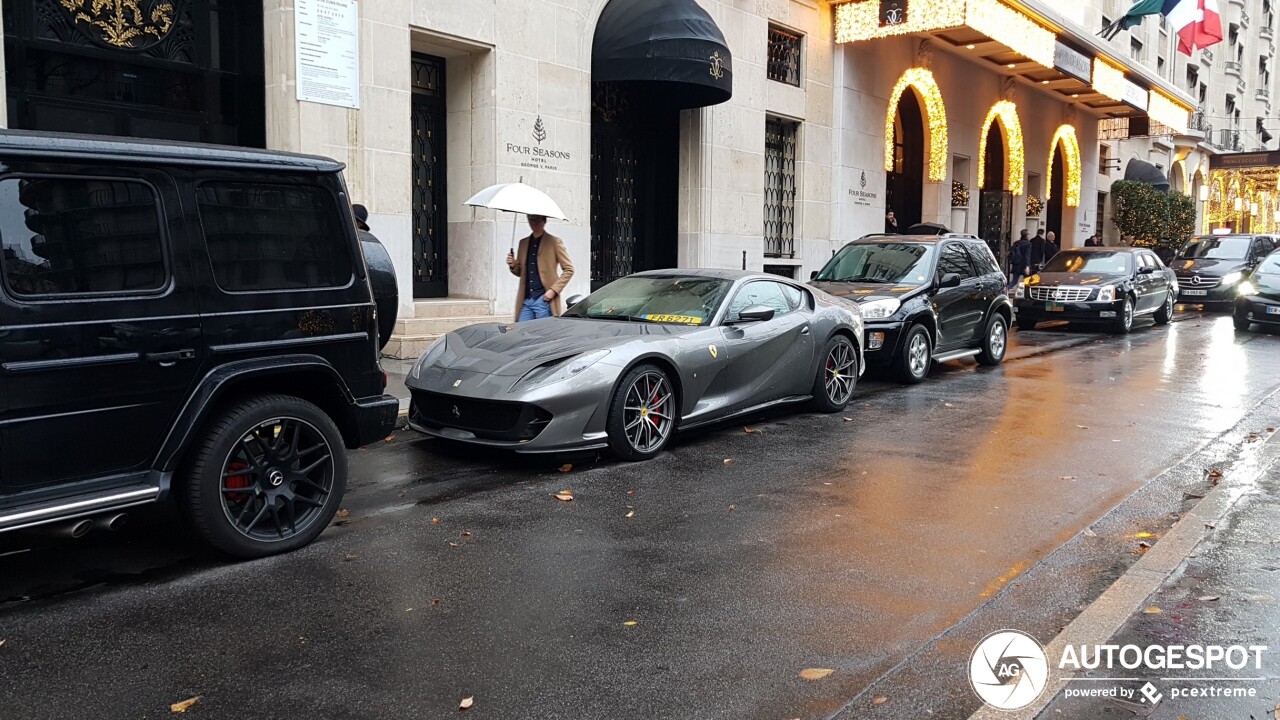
xmin=884 ymin=67 xmax=948 ymax=182
xmin=1045 ymin=125 xmax=1082 ymax=208
xmin=1171 ymin=158 xmax=1189 ymax=195
xmin=977 ymin=101 xmax=1025 ymax=196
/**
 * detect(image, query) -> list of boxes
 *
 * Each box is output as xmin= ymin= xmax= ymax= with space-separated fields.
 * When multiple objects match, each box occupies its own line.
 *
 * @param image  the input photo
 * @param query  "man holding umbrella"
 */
xmin=507 ymin=215 xmax=575 ymax=322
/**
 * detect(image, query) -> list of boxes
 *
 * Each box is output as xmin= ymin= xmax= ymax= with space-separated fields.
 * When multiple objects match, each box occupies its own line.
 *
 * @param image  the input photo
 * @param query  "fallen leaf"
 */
xmin=558 ymin=464 xmax=573 ymax=473
xmin=170 ymin=696 xmax=201 ymax=714
xmin=872 ymin=696 xmax=888 ymax=705
xmin=1138 ymin=541 xmax=1152 ymax=549
xmin=1135 ymin=532 xmax=1155 ymax=539
xmin=432 ymin=517 xmax=441 ymax=524
xmin=1249 ymin=594 xmax=1276 ymax=603
xmin=554 ymin=490 xmax=574 ymax=502
xmin=335 ymin=509 xmax=350 ymax=519
xmin=625 ymin=510 xmax=635 ymax=518
xmin=1144 ymin=606 xmax=1162 ymax=614
xmin=799 ymin=668 xmax=835 ymax=681
xmin=1084 ymin=528 xmax=1098 ymax=538
xmin=459 ymin=696 xmax=474 ymax=711
xmin=1197 ymin=595 xmax=1220 ymax=602
xmin=626 ymin=489 xmax=636 ymax=495
xmin=623 ymin=621 xmax=638 ymax=627
xmin=944 ymin=403 xmax=955 ymax=408
xmin=1207 ymin=469 xmax=1223 ymax=478
xmin=448 ymin=542 xmax=458 ymax=549
xmin=1268 ymin=427 xmax=1276 ymax=433
xmin=343 ymin=553 xmax=359 ymax=562
xmin=0 ymin=639 xmax=5 ymax=647
xmin=460 ymin=531 xmax=472 ymax=537
xmin=1076 ymin=425 xmax=1090 ymax=430
xmin=744 ymin=427 xmax=762 ymax=434
xmin=728 ymin=504 xmax=736 ymax=513
xmin=1060 ymin=476 xmax=1075 ymax=480
xmin=405 ymin=608 xmax=414 ymax=612
xmin=724 ymin=459 xmax=733 ymax=465
xmin=1204 ymin=523 xmax=1216 ymax=530
xmin=843 ymin=417 xmax=854 ymax=422
xmin=431 ymin=598 xmax=443 ymax=606
xmin=384 ymin=435 xmax=395 ymax=443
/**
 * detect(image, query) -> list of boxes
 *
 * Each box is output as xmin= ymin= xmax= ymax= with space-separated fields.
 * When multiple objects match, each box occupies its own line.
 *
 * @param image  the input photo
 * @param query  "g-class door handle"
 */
xmin=146 ymin=349 xmax=196 ymax=366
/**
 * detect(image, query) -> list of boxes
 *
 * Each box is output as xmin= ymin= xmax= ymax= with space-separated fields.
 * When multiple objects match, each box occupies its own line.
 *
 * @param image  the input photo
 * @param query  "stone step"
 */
xmin=383 ymin=334 xmax=442 ymax=360
xmin=392 ymin=314 xmax=507 ymax=337
xmin=412 ymin=298 xmax=492 ymax=318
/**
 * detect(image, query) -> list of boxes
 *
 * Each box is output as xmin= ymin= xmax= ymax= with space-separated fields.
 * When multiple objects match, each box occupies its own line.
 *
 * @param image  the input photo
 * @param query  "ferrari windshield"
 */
xmin=815 ymin=242 xmax=937 ymax=285
xmin=1179 ymin=236 xmax=1251 ymax=260
xmin=562 ymin=275 xmax=731 ymax=326
xmin=1042 ymin=251 xmax=1132 ymax=274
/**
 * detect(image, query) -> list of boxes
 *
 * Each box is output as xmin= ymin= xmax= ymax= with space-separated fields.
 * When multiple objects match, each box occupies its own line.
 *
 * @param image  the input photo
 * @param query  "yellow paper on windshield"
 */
xmin=644 ymin=314 xmax=703 ymax=325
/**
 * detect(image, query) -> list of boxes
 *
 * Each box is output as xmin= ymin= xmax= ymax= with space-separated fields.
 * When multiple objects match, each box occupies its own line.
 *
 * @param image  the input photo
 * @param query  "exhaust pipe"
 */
xmin=41 ymin=518 xmax=94 ymax=539
xmin=96 ymin=513 xmax=129 ymax=532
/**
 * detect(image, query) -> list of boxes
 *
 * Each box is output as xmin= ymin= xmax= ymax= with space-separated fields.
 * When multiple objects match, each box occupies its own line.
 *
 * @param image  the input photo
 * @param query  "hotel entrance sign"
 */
xmin=295 ymin=0 xmax=360 ymax=109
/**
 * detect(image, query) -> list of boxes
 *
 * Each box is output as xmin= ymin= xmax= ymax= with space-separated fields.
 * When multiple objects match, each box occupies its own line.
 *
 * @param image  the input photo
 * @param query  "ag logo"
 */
xmin=969 ymin=630 xmax=1049 ymax=710
xmin=709 ymin=344 xmax=718 ymax=359
xmin=709 ymin=51 xmax=725 ymax=79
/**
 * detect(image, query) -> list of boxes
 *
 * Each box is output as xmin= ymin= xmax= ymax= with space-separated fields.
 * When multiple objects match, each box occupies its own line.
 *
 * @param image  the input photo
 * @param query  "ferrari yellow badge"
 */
xmin=709 ymin=344 xmax=718 ymax=359
xmin=453 ymin=380 xmax=462 ymax=387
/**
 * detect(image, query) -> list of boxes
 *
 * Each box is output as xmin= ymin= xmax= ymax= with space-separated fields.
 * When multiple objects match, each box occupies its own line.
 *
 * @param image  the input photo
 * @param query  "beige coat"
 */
xmin=509 ymin=232 xmax=575 ymax=320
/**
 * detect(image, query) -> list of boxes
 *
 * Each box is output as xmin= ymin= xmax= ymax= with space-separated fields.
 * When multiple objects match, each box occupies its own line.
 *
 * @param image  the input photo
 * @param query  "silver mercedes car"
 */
xmin=405 ymin=269 xmax=864 ymax=461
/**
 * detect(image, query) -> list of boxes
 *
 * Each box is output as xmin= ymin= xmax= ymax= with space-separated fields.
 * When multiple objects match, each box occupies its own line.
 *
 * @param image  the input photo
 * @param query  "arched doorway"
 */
xmin=978 ymin=122 xmax=1009 ymax=260
xmin=1046 ymin=125 xmax=1081 ymax=245
xmin=887 ymin=91 xmax=925 ymax=230
xmin=590 ymin=0 xmax=732 ymax=289
xmin=1047 ymin=143 xmax=1065 ymax=241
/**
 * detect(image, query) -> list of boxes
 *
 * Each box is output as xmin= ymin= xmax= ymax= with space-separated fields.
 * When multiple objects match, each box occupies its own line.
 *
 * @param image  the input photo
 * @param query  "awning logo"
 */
xmin=969 ymin=630 xmax=1050 ymax=710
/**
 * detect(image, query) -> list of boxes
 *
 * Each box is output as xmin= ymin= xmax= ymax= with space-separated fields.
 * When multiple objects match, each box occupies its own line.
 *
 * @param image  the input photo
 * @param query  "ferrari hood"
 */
xmin=418 ymin=318 xmax=695 ymax=378
xmin=809 ymin=281 xmax=923 ymax=304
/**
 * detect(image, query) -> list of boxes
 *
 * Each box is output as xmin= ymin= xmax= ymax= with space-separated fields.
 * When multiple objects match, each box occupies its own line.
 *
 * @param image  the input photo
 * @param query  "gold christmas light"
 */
xmin=1148 ymin=90 xmax=1191 ymax=134
xmin=884 ymin=67 xmax=950 ymax=182
xmin=1045 ymin=125 xmax=1082 ymax=208
xmin=834 ymin=0 xmax=1055 ymax=69
xmin=977 ymin=101 xmax=1026 ymax=195
xmin=1091 ymin=58 xmax=1127 ymax=103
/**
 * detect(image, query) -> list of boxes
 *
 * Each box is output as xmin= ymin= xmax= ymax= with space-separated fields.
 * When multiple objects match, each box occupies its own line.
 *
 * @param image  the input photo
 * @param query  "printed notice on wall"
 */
xmin=295 ymin=0 xmax=360 ymax=109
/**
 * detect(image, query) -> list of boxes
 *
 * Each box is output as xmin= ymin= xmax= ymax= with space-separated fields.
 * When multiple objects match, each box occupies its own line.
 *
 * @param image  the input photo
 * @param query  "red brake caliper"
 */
xmin=649 ymin=384 xmax=662 ymax=426
xmin=225 ymin=461 xmax=251 ymax=503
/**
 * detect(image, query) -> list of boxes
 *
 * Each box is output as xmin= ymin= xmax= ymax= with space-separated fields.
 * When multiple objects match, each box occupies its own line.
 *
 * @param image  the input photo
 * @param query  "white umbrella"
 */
xmin=464 ymin=181 xmax=568 ymax=252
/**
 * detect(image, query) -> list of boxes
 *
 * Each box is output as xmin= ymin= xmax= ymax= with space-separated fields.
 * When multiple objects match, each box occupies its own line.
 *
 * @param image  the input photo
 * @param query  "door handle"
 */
xmin=146 ymin=349 xmax=196 ymax=366
xmin=800 ymin=325 xmax=811 ymax=335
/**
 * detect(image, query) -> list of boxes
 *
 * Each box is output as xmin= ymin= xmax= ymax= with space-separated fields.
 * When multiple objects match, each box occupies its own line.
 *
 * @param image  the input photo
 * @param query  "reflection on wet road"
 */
xmin=2 ymin=313 xmax=1280 ymax=720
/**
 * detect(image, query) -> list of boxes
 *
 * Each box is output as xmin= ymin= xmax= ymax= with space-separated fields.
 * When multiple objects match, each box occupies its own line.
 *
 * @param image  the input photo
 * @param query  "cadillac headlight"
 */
xmin=410 ymin=337 xmax=447 ymax=380
xmin=1221 ymin=271 xmax=1244 ymax=286
xmin=859 ymin=298 xmax=901 ymax=320
xmin=513 ymin=349 xmax=610 ymax=391
xmin=1238 ymin=280 xmax=1259 ymax=296
xmin=1096 ymin=286 xmax=1117 ymax=303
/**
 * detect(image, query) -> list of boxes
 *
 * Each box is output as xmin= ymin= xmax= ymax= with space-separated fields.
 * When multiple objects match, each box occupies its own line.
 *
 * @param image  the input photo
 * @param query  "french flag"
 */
xmin=1163 ymin=0 xmax=1224 ymax=55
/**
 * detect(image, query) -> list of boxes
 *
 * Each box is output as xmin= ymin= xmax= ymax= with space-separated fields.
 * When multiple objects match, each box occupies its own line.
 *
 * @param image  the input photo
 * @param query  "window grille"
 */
xmin=767 ymin=26 xmax=802 ymax=86
xmin=764 ymin=117 xmax=798 ymax=259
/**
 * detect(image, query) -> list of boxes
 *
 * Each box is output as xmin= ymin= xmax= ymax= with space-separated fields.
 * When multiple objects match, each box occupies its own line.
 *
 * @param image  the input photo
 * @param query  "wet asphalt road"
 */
xmin=3 ymin=310 xmax=1280 ymax=720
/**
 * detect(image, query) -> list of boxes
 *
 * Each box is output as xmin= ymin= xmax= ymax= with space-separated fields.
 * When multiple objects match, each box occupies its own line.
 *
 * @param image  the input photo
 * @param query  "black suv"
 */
xmin=0 ymin=131 xmax=399 ymax=558
xmin=1172 ymin=234 xmax=1277 ymax=305
xmin=810 ymin=234 xmax=1012 ymax=383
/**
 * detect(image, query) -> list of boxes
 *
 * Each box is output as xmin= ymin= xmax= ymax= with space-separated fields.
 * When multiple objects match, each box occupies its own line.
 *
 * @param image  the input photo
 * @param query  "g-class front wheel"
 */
xmin=180 ymin=394 xmax=347 ymax=558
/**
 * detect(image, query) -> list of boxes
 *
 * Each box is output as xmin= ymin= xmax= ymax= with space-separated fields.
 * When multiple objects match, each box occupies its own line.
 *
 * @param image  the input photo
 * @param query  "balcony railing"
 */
xmin=1263 ymin=24 xmax=1275 ymax=41
xmin=1259 ymin=87 xmax=1272 ymax=102
xmin=1228 ymin=0 xmax=1245 ymax=8
xmin=1242 ymin=10 xmax=1251 ymax=27
xmin=1225 ymin=60 xmax=1243 ymax=76
xmin=1202 ymin=48 xmax=1215 ymax=64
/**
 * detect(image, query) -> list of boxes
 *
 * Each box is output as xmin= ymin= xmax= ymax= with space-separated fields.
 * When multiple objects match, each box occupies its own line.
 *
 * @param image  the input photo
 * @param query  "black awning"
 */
xmin=1124 ymin=158 xmax=1171 ymax=191
xmin=592 ymin=0 xmax=733 ymax=109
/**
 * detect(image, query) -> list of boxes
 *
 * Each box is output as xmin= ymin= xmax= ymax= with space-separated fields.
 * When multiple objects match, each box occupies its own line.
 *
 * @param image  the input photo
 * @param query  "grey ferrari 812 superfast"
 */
xmin=405 ymin=270 xmax=864 ymax=461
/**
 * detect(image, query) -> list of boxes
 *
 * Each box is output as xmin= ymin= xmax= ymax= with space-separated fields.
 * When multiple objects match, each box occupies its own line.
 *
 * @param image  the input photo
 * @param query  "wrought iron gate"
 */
xmin=590 ymin=82 xmax=638 ymax=290
xmin=411 ymin=54 xmax=448 ymax=298
xmin=978 ymin=190 xmax=1012 ymax=268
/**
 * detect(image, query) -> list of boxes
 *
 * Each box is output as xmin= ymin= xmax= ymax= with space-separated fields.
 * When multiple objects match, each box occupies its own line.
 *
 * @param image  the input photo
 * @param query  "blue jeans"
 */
xmin=518 ymin=295 xmax=552 ymax=322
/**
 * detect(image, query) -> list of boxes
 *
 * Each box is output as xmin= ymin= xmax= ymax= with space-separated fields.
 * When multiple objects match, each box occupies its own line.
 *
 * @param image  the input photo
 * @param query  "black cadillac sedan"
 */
xmin=1014 ymin=247 xmax=1178 ymax=334
xmin=1234 ymin=250 xmax=1280 ymax=331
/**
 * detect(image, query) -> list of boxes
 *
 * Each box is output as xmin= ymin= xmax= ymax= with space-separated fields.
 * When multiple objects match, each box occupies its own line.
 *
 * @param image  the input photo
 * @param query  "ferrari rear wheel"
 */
xmin=607 ymin=364 xmax=676 ymax=462
xmin=808 ymin=335 xmax=858 ymax=412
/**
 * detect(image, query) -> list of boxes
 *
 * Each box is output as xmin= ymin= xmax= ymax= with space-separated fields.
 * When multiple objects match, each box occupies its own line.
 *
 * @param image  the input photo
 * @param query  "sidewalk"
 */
xmin=1036 ymin=451 xmax=1280 ymax=719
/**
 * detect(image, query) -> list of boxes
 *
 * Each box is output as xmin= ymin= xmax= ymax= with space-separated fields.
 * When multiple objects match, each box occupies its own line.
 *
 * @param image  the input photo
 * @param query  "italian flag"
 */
xmin=1164 ymin=0 xmax=1223 ymax=55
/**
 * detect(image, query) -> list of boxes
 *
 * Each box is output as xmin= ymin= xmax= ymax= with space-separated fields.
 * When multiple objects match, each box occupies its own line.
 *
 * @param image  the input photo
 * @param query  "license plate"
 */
xmin=1045 ymin=302 xmax=1065 ymax=312
xmin=1183 ymin=289 xmax=1208 ymax=296
xmin=1268 ymin=307 xmax=1280 ymax=315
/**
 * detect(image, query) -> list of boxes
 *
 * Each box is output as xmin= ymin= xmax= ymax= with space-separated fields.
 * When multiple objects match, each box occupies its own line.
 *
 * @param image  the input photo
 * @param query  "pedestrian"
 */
xmin=1046 ymin=230 xmax=1060 ymax=261
xmin=885 ymin=210 xmax=900 ymax=234
xmin=1084 ymin=233 xmax=1104 ymax=247
xmin=352 ymin=203 xmax=380 ymax=243
xmin=1029 ymin=228 xmax=1047 ymax=272
xmin=507 ymin=214 xmax=575 ymax=322
xmin=1008 ymin=229 xmax=1031 ymax=290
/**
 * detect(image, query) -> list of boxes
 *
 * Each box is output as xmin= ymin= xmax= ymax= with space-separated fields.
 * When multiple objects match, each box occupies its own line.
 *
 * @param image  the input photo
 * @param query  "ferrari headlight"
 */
xmin=513 ymin=349 xmax=610 ymax=391
xmin=859 ymin=298 xmax=901 ymax=320
xmin=1096 ymin=286 xmax=1117 ymax=303
xmin=1221 ymin=271 xmax=1244 ymax=286
xmin=410 ymin=337 xmax=447 ymax=380
xmin=1239 ymin=280 xmax=1259 ymax=296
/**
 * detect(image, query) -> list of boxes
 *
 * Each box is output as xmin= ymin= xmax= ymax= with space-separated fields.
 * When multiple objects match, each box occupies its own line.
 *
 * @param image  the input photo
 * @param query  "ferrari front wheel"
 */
xmin=808 ymin=335 xmax=858 ymax=412
xmin=607 ymin=364 xmax=677 ymax=461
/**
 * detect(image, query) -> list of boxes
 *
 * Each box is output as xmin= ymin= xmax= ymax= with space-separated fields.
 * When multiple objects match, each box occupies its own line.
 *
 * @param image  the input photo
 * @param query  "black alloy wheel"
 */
xmin=181 ymin=395 xmax=347 ymax=557
xmin=808 ymin=335 xmax=858 ymax=412
xmin=976 ymin=314 xmax=1008 ymax=366
xmin=1154 ymin=292 xmax=1175 ymax=325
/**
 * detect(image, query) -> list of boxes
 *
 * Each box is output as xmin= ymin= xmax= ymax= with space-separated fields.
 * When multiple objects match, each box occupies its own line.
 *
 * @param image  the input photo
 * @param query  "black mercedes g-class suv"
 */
xmin=0 ymin=130 xmax=398 ymax=558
